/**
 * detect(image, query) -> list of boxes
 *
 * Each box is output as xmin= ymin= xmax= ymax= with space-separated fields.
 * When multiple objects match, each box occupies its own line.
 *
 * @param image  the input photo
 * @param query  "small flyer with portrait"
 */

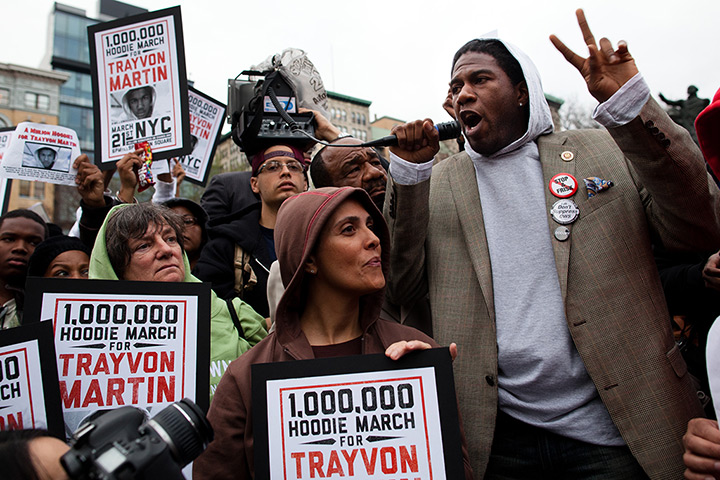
xmin=252 ymin=348 xmax=465 ymax=480
xmin=0 ymin=122 xmax=80 ymax=186
xmin=88 ymin=6 xmax=191 ymax=169
xmin=24 ymin=278 xmax=210 ymax=436
xmin=177 ymin=86 xmax=225 ymax=186
xmin=0 ymin=321 xmax=64 ymax=437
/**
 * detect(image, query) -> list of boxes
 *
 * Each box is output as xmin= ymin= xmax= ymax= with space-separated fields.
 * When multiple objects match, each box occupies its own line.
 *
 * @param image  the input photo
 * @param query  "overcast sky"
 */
xmin=3 ymin=0 xmax=718 ymax=125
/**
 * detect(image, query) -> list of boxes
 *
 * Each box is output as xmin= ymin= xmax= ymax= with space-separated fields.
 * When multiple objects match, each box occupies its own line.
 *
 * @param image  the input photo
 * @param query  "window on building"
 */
xmin=18 ymin=180 xmax=46 ymax=200
xmin=58 ymin=69 xmax=93 ymax=102
xmin=361 ymin=114 xmax=367 ymax=126
xmin=24 ymin=92 xmax=51 ymax=111
xmin=0 ymin=88 xmax=9 ymax=106
xmin=53 ymin=11 xmax=96 ymax=63
xmin=351 ymin=112 xmax=356 ymax=123
xmin=342 ymin=110 xmax=347 ymax=121
xmin=60 ymin=103 xmax=93 ymax=147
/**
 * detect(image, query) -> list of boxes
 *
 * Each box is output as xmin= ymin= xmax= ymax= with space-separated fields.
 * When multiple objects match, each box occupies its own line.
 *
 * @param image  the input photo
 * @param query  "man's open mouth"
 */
xmin=460 ymin=111 xmax=482 ymax=130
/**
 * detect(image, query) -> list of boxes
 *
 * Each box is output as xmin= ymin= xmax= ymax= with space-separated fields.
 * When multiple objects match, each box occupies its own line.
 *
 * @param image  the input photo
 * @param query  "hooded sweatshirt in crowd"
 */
xmin=194 ymin=187 xmax=473 ymax=479
xmin=88 ymin=204 xmax=267 ymax=400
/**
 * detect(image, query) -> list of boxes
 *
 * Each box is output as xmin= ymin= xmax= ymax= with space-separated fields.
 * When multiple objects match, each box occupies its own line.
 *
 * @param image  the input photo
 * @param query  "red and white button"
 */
xmin=549 ymin=173 xmax=578 ymax=198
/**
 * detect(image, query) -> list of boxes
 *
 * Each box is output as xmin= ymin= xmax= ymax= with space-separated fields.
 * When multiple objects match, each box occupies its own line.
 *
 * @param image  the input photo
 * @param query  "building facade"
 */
xmin=40 ymin=0 xmax=146 ymax=229
xmin=0 ymin=63 xmax=70 ymax=217
xmin=326 ymin=91 xmax=371 ymax=142
xmin=44 ymin=1 xmax=147 ymax=156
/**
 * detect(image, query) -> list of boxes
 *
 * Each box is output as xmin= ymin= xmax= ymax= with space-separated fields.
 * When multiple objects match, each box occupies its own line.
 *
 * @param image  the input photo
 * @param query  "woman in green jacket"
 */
xmin=89 ymin=202 xmax=267 ymax=400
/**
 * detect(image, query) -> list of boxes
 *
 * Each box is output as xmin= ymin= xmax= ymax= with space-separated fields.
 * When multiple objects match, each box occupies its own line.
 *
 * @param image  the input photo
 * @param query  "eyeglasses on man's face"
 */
xmin=257 ymin=160 xmax=305 ymax=175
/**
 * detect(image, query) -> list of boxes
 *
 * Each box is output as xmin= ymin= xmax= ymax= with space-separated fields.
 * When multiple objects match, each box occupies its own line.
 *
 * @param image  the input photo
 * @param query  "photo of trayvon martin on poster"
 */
xmin=23 ymin=278 xmax=210 ymax=436
xmin=177 ymin=87 xmax=225 ymax=186
xmin=89 ymin=6 xmax=191 ymax=169
xmin=0 ymin=122 xmax=80 ymax=186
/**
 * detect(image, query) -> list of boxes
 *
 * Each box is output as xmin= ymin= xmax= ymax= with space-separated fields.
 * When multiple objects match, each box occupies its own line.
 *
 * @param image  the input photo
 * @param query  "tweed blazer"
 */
xmin=384 ymin=98 xmax=720 ymax=480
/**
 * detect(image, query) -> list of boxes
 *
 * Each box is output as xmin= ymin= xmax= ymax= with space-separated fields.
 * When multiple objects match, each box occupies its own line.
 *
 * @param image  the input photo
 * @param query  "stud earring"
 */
xmin=519 ymin=102 xmax=524 ymax=107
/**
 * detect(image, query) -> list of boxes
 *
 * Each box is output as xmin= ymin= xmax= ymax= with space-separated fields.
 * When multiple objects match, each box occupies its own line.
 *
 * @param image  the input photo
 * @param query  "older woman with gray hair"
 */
xmin=89 ymin=202 xmax=267 ymax=399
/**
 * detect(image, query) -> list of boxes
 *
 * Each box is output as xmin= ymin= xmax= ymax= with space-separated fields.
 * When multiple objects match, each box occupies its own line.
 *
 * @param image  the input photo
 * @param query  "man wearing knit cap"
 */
xmin=195 ymin=144 xmax=307 ymax=320
xmin=384 ymin=9 xmax=720 ymax=480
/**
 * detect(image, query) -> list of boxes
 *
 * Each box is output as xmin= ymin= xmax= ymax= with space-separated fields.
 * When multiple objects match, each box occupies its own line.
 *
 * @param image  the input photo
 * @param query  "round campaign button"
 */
xmin=550 ymin=199 xmax=580 ymax=225
xmin=549 ymin=173 xmax=578 ymax=198
xmin=554 ymin=226 xmax=570 ymax=241
xmin=560 ymin=151 xmax=574 ymax=162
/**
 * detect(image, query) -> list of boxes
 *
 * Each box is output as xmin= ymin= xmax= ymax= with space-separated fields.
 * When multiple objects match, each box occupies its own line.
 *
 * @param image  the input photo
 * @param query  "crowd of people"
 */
xmin=2 ymin=8 xmax=720 ymax=480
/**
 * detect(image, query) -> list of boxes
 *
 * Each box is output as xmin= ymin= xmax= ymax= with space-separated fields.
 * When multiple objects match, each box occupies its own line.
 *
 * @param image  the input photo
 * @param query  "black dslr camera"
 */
xmin=228 ymin=70 xmax=316 ymax=156
xmin=61 ymin=398 xmax=213 ymax=480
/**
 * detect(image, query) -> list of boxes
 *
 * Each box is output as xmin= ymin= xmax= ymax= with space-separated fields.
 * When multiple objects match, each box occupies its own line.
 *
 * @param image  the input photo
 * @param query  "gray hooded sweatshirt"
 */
xmin=462 ymin=41 xmax=623 ymax=445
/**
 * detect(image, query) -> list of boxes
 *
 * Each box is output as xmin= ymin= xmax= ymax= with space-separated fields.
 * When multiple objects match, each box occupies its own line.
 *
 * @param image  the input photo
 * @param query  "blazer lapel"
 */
xmin=447 ymin=154 xmax=495 ymax=320
xmin=538 ymin=135 xmax=575 ymax=303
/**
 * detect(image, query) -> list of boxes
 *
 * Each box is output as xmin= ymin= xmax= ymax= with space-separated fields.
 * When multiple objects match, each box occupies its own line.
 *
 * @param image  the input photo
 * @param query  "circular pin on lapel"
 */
xmin=550 ymin=199 xmax=580 ymax=225
xmin=554 ymin=226 xmax=570 ymax=241
xmin=561 ymin=151 xmax=574 ymax=162
xmin=549 ymin=173 xmax=578 ymax=198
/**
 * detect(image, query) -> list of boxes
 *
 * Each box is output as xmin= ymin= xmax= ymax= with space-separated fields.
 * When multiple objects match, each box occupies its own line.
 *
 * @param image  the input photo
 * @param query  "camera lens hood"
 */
xmin=146 ymin=398 xmax=213 ymax=467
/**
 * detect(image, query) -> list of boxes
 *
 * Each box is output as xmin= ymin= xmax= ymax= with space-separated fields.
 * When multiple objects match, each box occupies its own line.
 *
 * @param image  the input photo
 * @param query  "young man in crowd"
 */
xmin=194 ymin=145 xmax=308 ymax=319
xmin=0 ymin=210 xmax=48 ymax=329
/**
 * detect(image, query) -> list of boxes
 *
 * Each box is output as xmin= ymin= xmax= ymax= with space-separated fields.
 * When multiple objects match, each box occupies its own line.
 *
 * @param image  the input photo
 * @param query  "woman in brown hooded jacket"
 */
xmin=193 ymin=186 xmax=472 ymax=479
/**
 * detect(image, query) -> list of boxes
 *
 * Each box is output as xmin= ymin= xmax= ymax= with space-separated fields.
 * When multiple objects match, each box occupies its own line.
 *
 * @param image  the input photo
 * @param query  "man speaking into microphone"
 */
xmin=383 ymin=9 xmax=720 ymax=480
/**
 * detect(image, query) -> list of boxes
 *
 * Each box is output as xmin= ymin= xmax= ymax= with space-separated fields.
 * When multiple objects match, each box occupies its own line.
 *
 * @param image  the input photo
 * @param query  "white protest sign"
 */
xmin=24 ymin=277 xmax=210 ymax=435
xmin=176 ymin=87 xmax=225 ymax=186
xmin=0 ymin=340 xmax=48 ymax=430
xmin=0 ymin=122 xmax=80 ymax=186
xmin=706 ymin=316 xmax=720 ymax=420
xmin=89 ymin=7 xmax=190 ymax=167
xmin=265 ymin=367 xmax=447 ymax=479
xmin=0 ymin=321 xmax=63 ymax=435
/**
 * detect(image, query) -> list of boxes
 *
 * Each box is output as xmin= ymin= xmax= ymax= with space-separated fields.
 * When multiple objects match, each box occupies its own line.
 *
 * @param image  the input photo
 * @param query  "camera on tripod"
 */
xmin=228 ymin=69 xmax=316 ymax=156
xmin=60 ymin=398 xmax=213 ymax=480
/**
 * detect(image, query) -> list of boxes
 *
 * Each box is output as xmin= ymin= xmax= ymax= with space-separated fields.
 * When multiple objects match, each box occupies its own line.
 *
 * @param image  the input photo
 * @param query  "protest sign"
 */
xmin=0 ymin=127 xmax=13 ymax=213
xmin=0 ymin=122 xmax=80 ymax=186
xmin=252 ymin=348 xmax=464 ymax=480
xmin=707 ymin=317 xmax=720 ymax=420
xmin=0 ymin=126 xmax=12 ymax=163
xmin=24 ymin=278 xmax=210 ymax=434
xmin=88 ymin=6 xmax=191 ymax=168
xmin=177 ymin=87 xmax=225 ymax=186
xmin=0 ymin=321 xmax=64 ymax=436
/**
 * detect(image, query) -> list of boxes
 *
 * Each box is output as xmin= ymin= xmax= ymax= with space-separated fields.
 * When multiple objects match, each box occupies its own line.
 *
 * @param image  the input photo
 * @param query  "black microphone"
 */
xmin=360 ymin=121 xmax=462 ymax=147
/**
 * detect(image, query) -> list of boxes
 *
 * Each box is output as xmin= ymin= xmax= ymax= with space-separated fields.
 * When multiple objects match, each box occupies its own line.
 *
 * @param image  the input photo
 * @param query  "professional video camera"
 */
xmin=61 ymin=398 xmax=213 ymax=480
xmin=228 ymin=69 xmax=316 ymax=156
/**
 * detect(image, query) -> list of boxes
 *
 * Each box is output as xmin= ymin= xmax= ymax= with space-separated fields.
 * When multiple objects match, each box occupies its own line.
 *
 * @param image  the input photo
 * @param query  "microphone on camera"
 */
xmin=360 ymin=120 xmax=462 ymax=147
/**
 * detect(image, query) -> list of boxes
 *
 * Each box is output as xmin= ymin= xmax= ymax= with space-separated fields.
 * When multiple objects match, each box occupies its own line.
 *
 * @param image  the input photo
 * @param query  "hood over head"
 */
xmin=462 ymin=39 xmax=554 ymax=159
xmin=273 ymin=187 xmax=389 ymax=337
xmin=89 ymin=204 xmax=193 ymax=281
xmin=28 ymin=235 xmax=91 ymax=278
